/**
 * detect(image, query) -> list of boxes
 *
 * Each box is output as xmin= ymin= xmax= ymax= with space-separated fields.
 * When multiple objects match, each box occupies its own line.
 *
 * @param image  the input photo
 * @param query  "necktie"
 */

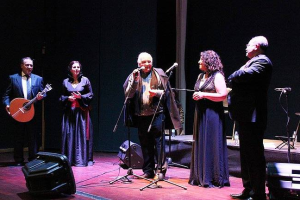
xmin=26 ymin=75 xmax=32 ymax=99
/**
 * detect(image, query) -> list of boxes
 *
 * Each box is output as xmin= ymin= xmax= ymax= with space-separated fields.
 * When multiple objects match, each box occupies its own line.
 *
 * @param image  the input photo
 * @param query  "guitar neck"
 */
xmin=24 ymin=97 xmax=38 ymax=109
xmin=24 ymin=90 xmax=47 ymax=108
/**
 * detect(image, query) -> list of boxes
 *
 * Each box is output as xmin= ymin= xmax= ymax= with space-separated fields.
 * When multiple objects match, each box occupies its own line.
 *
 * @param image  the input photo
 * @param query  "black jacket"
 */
xmin=227 ymin=54 xmax=273 ymax=127
xmin=3 ymin=73 xmax=44 ymax=106
xmin=123 ymin=68 xmax=182 ymax=130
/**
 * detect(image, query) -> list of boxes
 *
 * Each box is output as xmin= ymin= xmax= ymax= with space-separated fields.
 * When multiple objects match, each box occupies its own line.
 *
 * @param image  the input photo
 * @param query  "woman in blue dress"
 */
xmin=189 ymin=50 xmax=230 ymax=188
xmin=60 ymin=61 xmax=94 ymax=166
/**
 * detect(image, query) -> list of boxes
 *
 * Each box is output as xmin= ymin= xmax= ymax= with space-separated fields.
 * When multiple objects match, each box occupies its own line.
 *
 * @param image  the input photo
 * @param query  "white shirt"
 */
xmin=21 ymin=72 xmax=31 ymax=99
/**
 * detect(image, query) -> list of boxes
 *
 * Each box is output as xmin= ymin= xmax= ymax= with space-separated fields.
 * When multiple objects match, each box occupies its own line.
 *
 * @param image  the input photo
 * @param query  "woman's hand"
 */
xmin=72 ymin=92 xmax=81 ymax=99
xmin=68 ymin=96 xmax=76 ymax=102
xmin=193 ymin=91 xmax=204 ymax=101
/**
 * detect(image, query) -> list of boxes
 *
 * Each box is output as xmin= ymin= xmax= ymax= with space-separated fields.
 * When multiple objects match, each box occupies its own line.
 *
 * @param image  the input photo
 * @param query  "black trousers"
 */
xmin=137 ymin=113 xmax=167 ymax=176
xmin=12 ymin=117 xmax=40 ymax=163
xmin=238 ymin=121 xmax=266 ymax=197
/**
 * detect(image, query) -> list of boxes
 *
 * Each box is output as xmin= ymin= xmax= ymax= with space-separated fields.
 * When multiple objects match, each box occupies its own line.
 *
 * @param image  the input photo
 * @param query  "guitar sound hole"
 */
xmin=23 ymin=103 xmax=31 ymax=111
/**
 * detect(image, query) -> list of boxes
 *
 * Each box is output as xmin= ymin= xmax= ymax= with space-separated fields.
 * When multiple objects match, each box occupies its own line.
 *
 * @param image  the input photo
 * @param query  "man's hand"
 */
xmin=36 ymin=92 xmax=44 ymax=100
xmin=132 ymin=69 xmax=140 ymax=81
xmin=149 ymin=89 xmax=163 ymax=97
xmin=5 ymin=105 xmax=10 ymax=115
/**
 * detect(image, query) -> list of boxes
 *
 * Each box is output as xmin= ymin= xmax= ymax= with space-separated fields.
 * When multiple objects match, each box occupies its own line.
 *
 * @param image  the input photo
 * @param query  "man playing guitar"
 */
xmin=2 ymin=57 xmax=44 ymax=166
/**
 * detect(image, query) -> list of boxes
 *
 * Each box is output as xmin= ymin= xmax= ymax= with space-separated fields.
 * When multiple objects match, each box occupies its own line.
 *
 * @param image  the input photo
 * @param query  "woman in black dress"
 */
xmin=60 ymin=61 xmax=94 ymax=166
xmin=189 ymin=50 xmax=230 ymax=187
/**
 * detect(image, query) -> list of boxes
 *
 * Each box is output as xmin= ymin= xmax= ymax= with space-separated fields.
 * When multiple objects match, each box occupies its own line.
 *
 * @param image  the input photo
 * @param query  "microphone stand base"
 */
xmin=140 ymin=173 xmax=187 ymax=191
xmin=167 ymin=157 xmax=189 ymax=169
xmin=109 ymin=168 xmax=153 ymax=184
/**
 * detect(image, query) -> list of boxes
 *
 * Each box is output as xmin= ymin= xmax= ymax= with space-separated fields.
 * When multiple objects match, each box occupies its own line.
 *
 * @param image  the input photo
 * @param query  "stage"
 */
xmin=0 ymin=137 xmax=299 ymax=199
xmin=0 ymin=151 xmax=249 ymax=200
xmin=165 ymin=135 xmax=300 ymax=177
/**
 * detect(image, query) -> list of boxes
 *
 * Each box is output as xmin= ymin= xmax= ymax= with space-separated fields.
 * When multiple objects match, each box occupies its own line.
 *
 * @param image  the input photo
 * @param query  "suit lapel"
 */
xmin=31 ymin=74 xmax=37 ymax=96
xmin=16 ymin=74 xmax=25 ymax=97
xmin=245 ymin=55 xmax=260 ymax=69
xmin=154 ymin=68 xmax=168 ymax=89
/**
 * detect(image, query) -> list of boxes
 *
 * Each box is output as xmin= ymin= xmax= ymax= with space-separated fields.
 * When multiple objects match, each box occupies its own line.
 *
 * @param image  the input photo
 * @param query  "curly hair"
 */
xmin=200 ymin=50 xmax=224 ymax=75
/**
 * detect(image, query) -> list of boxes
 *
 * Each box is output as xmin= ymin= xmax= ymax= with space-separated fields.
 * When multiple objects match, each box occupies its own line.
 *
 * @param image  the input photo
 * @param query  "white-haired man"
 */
xmin=123 ymin=52 xmax=181 ymax=179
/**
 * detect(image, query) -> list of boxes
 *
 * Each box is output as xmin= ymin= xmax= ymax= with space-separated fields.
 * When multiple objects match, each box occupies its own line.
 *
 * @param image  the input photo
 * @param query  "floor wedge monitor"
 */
xmin=117 ymin=140 xmax=144 ymax=169
xmin=22 ymin=152 xmax=76 ymax=195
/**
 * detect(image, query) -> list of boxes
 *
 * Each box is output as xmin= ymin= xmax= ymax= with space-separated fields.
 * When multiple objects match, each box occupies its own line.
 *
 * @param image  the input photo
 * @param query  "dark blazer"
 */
xmin=123 ymin=68 xmax=182 ymax=130
xmin=2 ymin=73 xmax=44 ymax=106
xmin=227 ymin=54 xmax=273 ymax=127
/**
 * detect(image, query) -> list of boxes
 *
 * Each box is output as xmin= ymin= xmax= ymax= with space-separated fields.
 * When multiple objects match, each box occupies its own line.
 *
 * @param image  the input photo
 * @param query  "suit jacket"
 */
xmin=123 ymin=68 xmax=182 ymax=130
xmin=227 ymin=54 xmax=273 ymax=127
xmin=2 ymin=73 xmax=44 ymax=106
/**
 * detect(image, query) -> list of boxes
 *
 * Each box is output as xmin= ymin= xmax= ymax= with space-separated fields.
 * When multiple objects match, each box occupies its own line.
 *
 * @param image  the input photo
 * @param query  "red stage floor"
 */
xmin=0 ymin=151 xmax=272 ymax=200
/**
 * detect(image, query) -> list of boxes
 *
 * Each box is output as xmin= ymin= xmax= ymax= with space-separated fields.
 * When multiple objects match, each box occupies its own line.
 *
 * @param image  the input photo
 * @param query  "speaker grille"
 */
xmin=117 ymin=140 xmax=144 ymax=169
xmin=22 ymin=152 xmax=76 ymax=195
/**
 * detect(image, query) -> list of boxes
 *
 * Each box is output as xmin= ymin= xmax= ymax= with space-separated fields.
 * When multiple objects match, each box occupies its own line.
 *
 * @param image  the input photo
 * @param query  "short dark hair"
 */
xmin=21 ymin=57 xmax=33 ymax=64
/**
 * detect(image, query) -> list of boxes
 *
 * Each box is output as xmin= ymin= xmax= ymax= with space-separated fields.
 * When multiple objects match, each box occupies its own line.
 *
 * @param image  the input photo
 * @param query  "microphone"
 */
xmin=133 ymin=67 xmax=145 ymax=78
xmin=137 ymin=66 xmax=145 ymax=71
xmin=165 ymin=63 xmax=178 ymax=73
xmin=274 ymin=87 xmax=292 ymax=92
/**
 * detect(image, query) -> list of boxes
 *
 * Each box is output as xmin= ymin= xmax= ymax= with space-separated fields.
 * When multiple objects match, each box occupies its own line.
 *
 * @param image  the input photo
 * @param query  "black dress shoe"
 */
xmin=251 ymin=194 xmax=266 ymax=200
xmin=140 ymin=173 xmax=154 ymax=179
xmin=230 ymin=193 xmax=251 ymax=199
xmin=153 ymin=173 xmax=165 ymax=181
xmin=87 ymin=161 xmax=94 ymax=166
xmin=15 ymin=162 xmax=24 ymax=166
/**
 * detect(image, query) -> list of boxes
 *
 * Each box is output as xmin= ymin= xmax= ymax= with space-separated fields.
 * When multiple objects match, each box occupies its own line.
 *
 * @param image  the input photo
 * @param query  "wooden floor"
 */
xmin=0 ymin=151 xmax=269 ymax=200
xmin=2 ymin=137 xmax=300 ymax=200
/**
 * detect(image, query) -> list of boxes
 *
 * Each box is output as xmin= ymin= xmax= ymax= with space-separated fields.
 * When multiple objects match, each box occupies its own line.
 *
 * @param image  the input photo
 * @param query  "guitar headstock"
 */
xmin=43 ymin=84 xmax=53 ymax=93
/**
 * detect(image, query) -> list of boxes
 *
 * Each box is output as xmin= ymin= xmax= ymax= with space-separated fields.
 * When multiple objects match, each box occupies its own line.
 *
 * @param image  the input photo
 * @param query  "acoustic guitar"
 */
xmin=9 ymin=84 xmax=52 ymax=122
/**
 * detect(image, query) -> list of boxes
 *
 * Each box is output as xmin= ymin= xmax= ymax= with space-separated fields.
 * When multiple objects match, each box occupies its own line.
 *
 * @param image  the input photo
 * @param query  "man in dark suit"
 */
xmin=2 ymin=57 xmax=44 ymax=166
xmin=123 ymin=52 xmax=182 ymax=179
xmin=228 ymin=36 xmax=273 ymax=200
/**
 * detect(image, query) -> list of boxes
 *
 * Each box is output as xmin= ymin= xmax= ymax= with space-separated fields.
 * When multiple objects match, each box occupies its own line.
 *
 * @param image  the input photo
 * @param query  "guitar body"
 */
xmin=10 ymin=98 xmax=35 ymax=122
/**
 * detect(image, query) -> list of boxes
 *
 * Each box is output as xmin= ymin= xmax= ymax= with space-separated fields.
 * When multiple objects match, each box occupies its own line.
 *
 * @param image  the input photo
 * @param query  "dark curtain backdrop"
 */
xmin=0 ymin=1 xmax=299 ymax=152
xmin=0 ymin=0 xmax=159 ymax=152
xmin=185 ymin=1 xmax=300 ymax=139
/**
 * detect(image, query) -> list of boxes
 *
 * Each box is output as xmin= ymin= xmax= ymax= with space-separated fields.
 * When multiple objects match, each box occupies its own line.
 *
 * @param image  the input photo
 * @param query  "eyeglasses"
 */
xmin=24 ymin=64 xmax=33 ymax=67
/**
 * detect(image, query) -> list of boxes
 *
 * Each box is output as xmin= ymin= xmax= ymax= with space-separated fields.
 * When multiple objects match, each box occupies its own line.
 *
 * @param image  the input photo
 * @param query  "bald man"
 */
xmin=228 ymin=36 xmax=273 ymax=200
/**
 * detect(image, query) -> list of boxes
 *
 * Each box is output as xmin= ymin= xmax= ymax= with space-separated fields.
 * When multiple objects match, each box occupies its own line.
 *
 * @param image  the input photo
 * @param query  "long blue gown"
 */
xmin=189 ymin=72 xmax=230 ymax=188
xmin=60 ymin=76 xmax=93 ymax=166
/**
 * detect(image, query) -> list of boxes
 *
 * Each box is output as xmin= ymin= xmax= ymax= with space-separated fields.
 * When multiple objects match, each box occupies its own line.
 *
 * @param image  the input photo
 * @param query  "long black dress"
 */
xmin=60 ymin=76 xmax=94 ymax=166
xmin=189 ymin=72 xmax=230 ymax=188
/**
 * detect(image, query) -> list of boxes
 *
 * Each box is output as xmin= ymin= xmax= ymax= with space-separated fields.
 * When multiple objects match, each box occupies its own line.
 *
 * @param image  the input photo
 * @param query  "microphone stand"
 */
xmin=140 ymin=70 xmax=187 ymax=191
xmin=172 ymin=88 xmax=195 ymax=92
xmin=164 ymin=88 xmax=195 ymax=169
xmin=284 ymin=90 xmax=291 ymax=163
xmin=277 ymin=89 xmax=291 ymax=162
xmin=109 ymin=77 xmax=153 ymax=184
xmin=166 ymin=130 xmax=188 ymax=169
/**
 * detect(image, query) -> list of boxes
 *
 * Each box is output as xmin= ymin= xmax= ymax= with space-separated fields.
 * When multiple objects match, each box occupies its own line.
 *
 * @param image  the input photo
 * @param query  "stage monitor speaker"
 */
xmin=117 ymin=140 xmax=144 ymax=169
xmin=22 ymin=152 xmax=76 ymax=195
xmin=267 ymin=162 xmax=300 ymax=199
